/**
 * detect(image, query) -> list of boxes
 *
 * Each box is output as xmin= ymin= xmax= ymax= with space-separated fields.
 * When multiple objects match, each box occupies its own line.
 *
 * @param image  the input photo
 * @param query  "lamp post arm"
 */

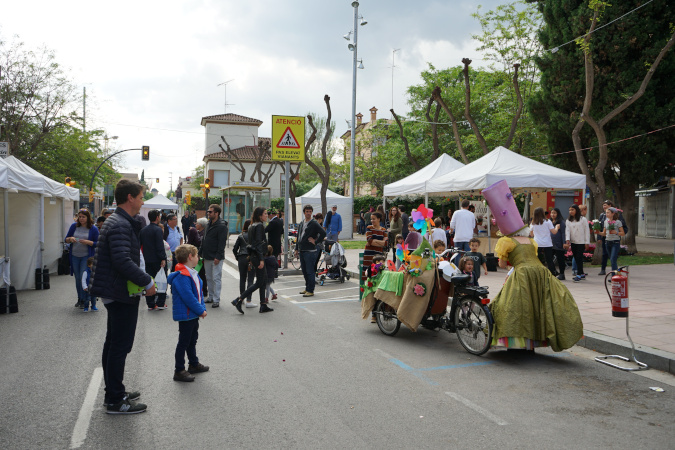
xmin=89 ymin=148 xmax=142 ymax=194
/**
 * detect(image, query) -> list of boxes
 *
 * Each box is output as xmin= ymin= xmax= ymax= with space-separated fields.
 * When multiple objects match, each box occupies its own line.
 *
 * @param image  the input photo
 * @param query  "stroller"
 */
xmin=316 ymin=240 xmax=350 ymax=285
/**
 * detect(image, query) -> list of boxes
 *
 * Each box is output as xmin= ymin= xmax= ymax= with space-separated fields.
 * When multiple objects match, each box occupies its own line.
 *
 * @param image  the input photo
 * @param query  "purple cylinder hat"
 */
xmin=482 ymin=180 xmax=526 ymax=236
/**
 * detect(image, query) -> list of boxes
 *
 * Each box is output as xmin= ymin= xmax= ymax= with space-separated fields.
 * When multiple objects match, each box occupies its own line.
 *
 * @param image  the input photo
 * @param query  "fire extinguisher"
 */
xmin=605 ymin=267 xmax=629 ymax=317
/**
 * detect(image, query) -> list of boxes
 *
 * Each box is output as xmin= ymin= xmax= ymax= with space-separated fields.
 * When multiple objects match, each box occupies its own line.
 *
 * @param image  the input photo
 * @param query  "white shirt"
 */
xmin=530 ymin=220 xmax=554 ymax=247
xmin=565 ymin=217 xmax=590 ymax=244
xmin=450 ymin=209 xmax=476 ymax=242
xmin=430 ymin=228 xmax=447 ymax=247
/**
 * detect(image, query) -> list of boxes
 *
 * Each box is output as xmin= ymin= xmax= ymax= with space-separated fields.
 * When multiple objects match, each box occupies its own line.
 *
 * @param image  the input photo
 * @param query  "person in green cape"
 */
xmin=482 ymin=180 xmax=583 ymax=352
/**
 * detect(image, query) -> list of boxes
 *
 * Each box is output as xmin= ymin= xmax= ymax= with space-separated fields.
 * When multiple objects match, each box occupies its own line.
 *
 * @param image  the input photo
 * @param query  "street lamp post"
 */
xmin=347 ymin=1 xmax=366 ymax=203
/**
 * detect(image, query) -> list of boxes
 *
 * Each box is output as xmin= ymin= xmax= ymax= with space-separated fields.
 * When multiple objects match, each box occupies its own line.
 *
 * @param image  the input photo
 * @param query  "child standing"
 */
xmin=81 ymin=257 xmax=98 ymax=312
xmin=264 ymin=245 xmax=279 ymax=302
xmin=465 ymin=238 xmax=488 ymax=284
xmin=458 ymin=256 xmax=478 ymax=286
xmin=168 ymin=244 xmax=209 ymax=382
xmin=594 ymin=207 xmax=625 ymax=272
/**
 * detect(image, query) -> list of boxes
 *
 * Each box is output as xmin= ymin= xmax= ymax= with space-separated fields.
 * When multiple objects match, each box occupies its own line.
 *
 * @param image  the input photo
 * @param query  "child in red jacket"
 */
xmin=168 ymin=244 xmax=209 ymax=382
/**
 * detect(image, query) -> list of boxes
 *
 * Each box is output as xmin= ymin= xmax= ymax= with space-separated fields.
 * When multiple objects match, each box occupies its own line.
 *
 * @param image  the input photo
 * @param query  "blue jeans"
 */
xmin=83 ymin=292 xmax=97 ymax=308
xmin=300 ymin=251 xmax=318 ymax=293
xmin=606 ymin=240 xmax=621 ymax=271
xmin=102 ymin=299 xmax=140 ymax=404
xmin=175 ymin=319 xmax=199 ymax=371
xmin=71 ymin=255 xmax=89 ymax=301
xmin=454 ymin=241 xmax=471 ymax=252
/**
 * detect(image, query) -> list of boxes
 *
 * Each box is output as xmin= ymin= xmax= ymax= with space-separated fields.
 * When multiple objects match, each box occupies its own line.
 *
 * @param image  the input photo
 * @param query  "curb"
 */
xmin=576 ymin=330 xmax=675 ymax=375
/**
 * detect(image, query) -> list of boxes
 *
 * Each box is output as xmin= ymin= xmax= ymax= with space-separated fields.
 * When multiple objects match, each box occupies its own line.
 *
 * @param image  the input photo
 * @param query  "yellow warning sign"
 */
xmin=271 ymin=115 xmax=305 ymax=161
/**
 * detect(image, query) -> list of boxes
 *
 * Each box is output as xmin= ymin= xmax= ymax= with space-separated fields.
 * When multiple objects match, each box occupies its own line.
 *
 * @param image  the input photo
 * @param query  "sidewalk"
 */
xmin=224 ymin=233 xmax=675 ymax=373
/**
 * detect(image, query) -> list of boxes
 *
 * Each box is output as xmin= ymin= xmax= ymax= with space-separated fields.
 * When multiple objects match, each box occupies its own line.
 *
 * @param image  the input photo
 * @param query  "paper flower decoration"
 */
xmin=413 ymin=283 xmax=426 ymax=296
xmin=408 ymin=254 xmax=423 ymax=269
xmin=411 ymin=204 xmax=434 ymax=236
xmin=367 ymin=281 xmax=373 ymax=288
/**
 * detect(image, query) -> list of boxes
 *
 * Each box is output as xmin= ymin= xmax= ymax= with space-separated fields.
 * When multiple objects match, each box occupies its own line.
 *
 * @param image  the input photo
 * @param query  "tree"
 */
xmin=0 ymin=35 xmax=119 ymax=188
xmin=303 ymin=95 xmax=334 ymax=216
xmin=529 ymin=0 xmax=675 ymax=254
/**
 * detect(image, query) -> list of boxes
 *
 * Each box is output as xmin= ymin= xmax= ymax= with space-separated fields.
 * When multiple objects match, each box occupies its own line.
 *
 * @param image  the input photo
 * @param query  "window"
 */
xmin=213 ymin=170 xmax=229 ymax=188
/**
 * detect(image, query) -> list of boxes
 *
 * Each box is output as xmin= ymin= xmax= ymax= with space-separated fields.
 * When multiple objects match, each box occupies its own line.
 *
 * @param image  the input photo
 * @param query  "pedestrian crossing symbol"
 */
xmin=276 ymin=127 xmax=300 ymax=149
xmin=271 ymin=115 xmax=305 ymax=161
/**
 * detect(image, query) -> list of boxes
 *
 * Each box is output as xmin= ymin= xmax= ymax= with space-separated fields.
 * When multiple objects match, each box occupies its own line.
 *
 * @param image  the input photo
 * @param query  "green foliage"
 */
xmin=0 ymin=35 xmax=120 ymax=188
xmin=189 ymin=165 xmax=205 ymax=190
xmin=271 ymin=198 xmax=285 ymax=212
xmin=189 ymin=196 xmax=222 ymax=211
xmin=529 ymin=0 xmax=675 ymax=186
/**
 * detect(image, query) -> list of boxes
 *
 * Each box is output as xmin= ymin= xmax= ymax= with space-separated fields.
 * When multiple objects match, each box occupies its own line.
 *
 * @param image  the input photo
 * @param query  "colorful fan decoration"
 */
xmin=411 ymin=204 xmax=434 ymax=236
xmin=396 ymin=242 xmax=409 ymax=262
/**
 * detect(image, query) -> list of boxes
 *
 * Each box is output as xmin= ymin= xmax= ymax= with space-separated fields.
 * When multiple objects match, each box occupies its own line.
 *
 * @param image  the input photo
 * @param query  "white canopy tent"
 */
xmin=426 ymin=146 xmax=587 ymax=195
xmin=0 ymin=156 xmax=80 ymax=290
xmin=383 ymin=153 xmax=465 ymax=202
xmin=300 ymin=184 xmax=353 ymax=239
xmin=139 ymin=194 xmax=180 ymax=224
xmin=425 ymin=147 xmax=587 ymax=250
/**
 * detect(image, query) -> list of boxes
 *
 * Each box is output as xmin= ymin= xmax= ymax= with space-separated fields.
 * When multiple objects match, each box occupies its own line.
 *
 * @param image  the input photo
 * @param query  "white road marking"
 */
xmin=70 ymin=367 xmax=103 ymax=449
xmin=286 ymin=286 xmax=356 ymax=297
xmin=445 ymin=392 xmax=508 ymax=426
xmin=290 ymin=297 xmax=359 ymax=304
xmin=374 ymin=349 xmax=395 ymax=360
xmin=220 ymin=263 xmax=241 ymax=278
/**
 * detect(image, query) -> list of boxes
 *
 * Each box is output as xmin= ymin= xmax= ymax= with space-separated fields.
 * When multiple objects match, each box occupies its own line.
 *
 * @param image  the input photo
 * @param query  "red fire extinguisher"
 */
xmin=606 ymin=267 xmax=629 ymax=317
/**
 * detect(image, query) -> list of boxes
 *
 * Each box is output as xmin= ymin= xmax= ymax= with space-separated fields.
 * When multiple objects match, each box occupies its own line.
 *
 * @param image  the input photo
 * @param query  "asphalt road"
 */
xmin=1 ymin=266 xmax=674 ymax=449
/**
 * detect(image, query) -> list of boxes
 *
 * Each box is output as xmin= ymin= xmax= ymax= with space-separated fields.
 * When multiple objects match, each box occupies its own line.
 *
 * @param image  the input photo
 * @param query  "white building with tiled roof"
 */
xmin=201 ymin=113 xmax=291 ymax=198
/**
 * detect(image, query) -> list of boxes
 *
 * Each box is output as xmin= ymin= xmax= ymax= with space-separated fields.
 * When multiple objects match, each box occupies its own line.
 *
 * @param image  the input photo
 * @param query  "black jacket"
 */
xmin=90 ymin=207 xmax=152 ymax=303
xmin=297 ymin=219 xmax=326 ymax=252
xmin=265 ymin=217 xmax=284 ymax=255
xmin=139 ymin=222 xmax=166 ymax=264
xmin=199 ymin=217 xmax=228 ymax=260
xmin=247 ymin=222 xmax=267 ymax=266
xmin=233 ymin=232 xmax=249 ymax=259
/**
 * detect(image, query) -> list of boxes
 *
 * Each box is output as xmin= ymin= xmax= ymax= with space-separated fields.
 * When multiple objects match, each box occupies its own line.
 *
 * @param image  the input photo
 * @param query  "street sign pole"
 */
xmin=284 ymin=161 xmax=290 ymax=269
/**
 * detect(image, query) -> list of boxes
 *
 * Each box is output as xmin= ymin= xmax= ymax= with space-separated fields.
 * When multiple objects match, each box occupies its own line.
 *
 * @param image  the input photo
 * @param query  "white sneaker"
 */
xmin=245 ymin=302 xmax=258 ymax=308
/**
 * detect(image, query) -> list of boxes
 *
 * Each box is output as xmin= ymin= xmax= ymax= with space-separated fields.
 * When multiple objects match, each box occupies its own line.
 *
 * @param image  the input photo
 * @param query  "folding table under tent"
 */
xmin=0 ymin=156 xmax=80 ymax=290
xmin=300 ymin=184 xmax=354 ymax=240
xmin=383 ymin=153 xmax=465 ymax=206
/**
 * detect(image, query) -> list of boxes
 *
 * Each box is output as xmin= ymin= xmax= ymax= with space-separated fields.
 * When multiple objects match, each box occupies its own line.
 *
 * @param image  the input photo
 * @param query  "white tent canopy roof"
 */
xmin=142 ymin=194 xmax=179 ymax=209
xmin=425 ymin=146 xmax=587 ymax=195
xmin=301 ymin=184 xmax=349 ymax=200
xmin=383 ymin=153 xmax=465 ymax=197
xmin=0 ymin=156 xmax=80 ymax=200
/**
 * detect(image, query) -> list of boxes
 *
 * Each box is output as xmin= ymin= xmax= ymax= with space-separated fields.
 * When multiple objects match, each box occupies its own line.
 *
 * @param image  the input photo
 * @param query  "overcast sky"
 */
xmin=2 ymin=0 xmax=504 ymax=194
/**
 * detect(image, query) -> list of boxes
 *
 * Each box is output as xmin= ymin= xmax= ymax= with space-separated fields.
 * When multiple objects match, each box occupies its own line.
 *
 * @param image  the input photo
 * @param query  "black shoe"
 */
xmin=103 ymin=390 xmax=140 ymax=406
xmin=74 ymin=300 xmax=81 ymax=308
xmin=173 ymin=370 xmax=195 ymax=382
xmin=188 ymin=363 xmax=210 ymax=374
xmin=106 ymin=398 xmax=147 ymax=414
xmin=598 ymin=270 xmax=606 ymax=276
xmin=260 ymin=303 xmax=274 ymax=313
xmin=231 ymin=298 xmax=244 ymax=314
xmin=212 ymin=302 xmax=220 ymax=308
xmin=557 ymin=274 xmax=565 ymax=280
xmin=204 ymin=298 xmax=213 ymax=303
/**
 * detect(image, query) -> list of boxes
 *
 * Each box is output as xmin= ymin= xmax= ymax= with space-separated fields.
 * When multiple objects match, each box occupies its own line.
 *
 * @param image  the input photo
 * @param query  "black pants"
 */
xmin=237 ymin=256 xmax=255 ymax=301
xmin=571 ymin=243 xmax=586 ymax=276
xmin=537 ymin=246 xmax=556 ymax=274
xmin=175 ymin=319 xmax=199 ymax=371
xmin=198 ymin=261 xmax=208 ymax=298
xmin=102 ymin=299 xmax=139 ymax=404
xmin=553 ymin=248 xmax=566 ymax=275
xmin=144 ymin=260 xmax=167 ymax=308
xmin=240 ymin=263 xmax=268 ymax=303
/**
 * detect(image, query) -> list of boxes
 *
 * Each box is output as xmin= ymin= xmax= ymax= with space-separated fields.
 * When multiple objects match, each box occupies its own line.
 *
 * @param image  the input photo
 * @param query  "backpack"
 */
xmin=325 ymin=211 xmax=333 ymax=228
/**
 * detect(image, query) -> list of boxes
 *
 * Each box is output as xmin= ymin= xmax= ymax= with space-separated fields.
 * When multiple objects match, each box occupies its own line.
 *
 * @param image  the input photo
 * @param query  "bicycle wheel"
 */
xmin=454 ymin=298 xmax=492 ymax=356
xmin=375 ymin=300 xmax=400 ymax=336
xmin=290 ymin=250 xmax=301 ymax=270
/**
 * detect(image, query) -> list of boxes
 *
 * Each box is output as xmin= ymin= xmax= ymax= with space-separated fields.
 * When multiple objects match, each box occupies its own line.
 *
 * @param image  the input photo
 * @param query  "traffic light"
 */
xmin=204 ymin=178 xmax=210 ymax=196
xmin=156 ymin=178 xmax=160 ymax=183
xmin=185 ymin=192 xmax=191 ymax=205
xmin=142 ymin=146 xmax=150 ymax=161
xmin=65 ymin=177 xmax=74 ymax=187
xmin=89 ymin=190 xmax=94 ymax=202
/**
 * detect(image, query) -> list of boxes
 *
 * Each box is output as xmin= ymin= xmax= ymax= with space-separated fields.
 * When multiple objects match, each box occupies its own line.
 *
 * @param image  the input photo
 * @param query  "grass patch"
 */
xmin=587 ymin=252 xmax=673 ymax=267
xmin=339 ymin=240 xmax=370 ymax=250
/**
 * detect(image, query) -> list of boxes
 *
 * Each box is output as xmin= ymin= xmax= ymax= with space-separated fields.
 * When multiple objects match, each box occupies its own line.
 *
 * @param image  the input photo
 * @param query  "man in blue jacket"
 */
xmin=323 ymin=204 xmax=342 ymax=242
xmin=91 ymin=179 xmax=156 ymax=415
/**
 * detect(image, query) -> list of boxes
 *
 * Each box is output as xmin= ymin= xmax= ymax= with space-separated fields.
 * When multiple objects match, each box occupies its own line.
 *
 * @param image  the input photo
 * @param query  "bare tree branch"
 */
xmin=461 ymin=58 xmax=489 ymax=155
xmin=504 ymin=63 xmax=523 ymax=150
xmin=390 ymin=108 xmax=422 ymax=170
xmin=424 ymin=96 xmax=439 ymax=158
xmin=219 ymin=136 xmax=246 ymax=181
xmin=431 ymin=86 xmax=469 ymax=164
xmin=304 ymin=95 xmax=333 ymax=215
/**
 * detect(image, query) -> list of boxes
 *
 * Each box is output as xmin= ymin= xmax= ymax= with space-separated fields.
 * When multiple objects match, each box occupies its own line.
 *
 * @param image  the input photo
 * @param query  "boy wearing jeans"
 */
xmin=81 ymin=257 xmax=98 ymax=312
xmin=168 ymin=244 xmax=209 ymax=382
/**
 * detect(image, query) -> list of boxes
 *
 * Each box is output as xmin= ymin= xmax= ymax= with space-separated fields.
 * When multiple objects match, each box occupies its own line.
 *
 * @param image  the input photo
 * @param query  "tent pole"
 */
xmin=425 ymin=193 xmax=428 ymax=208
xmin=3 ymin=189 xmax=9 ymax=265
xmin=39 ymin=194 xmax=45 ymax=270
